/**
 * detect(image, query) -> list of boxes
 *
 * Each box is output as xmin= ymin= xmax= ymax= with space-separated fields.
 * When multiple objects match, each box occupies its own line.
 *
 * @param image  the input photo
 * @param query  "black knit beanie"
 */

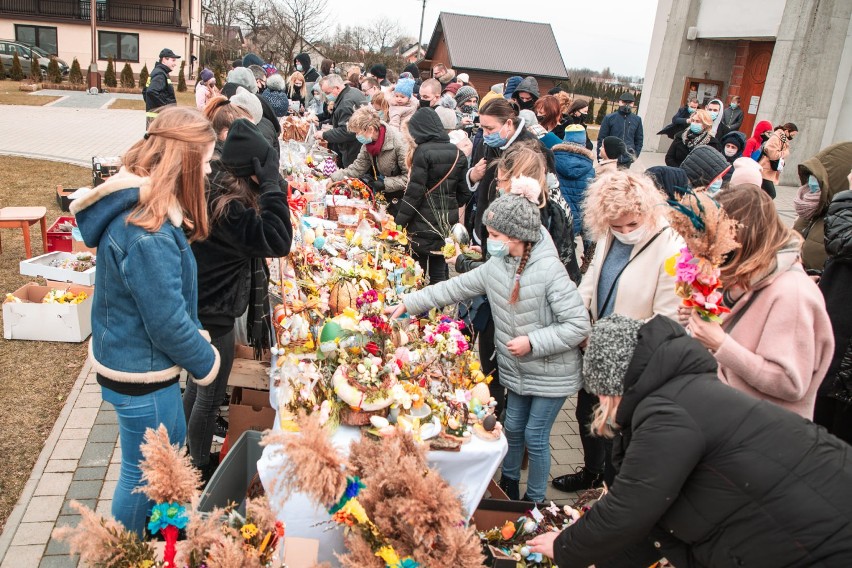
xmin=220 ymin=119 xmax=272 ymax=178
xmin=602 ymin=136 xmax=627 ymax=160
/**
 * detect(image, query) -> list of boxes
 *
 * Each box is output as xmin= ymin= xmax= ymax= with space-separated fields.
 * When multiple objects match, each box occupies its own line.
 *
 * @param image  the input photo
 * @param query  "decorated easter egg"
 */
xmin=482 ymin=414 xmax=497 ymax=432
xmin=471 ymin=383 xmax=490 ymax=404
xmin=303 ymin=228 xmax=315 ymax=245
xmin=313 ymin=236 xmax=326 ymax=249
xmin=322 ymin=157 xmax=338 ymax=176
xmin=328 ymin=279 xmax=359 ymax=315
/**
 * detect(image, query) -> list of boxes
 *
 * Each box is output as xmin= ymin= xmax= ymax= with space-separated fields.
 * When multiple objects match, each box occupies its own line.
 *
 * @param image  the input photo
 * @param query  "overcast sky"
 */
xmin=322 ymin=0 xmax=659 ymax=78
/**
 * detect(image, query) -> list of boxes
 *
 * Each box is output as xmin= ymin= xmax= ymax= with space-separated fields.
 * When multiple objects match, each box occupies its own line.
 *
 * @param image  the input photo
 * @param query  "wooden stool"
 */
xmin=0 ymin=206 xmax=48 ymax=259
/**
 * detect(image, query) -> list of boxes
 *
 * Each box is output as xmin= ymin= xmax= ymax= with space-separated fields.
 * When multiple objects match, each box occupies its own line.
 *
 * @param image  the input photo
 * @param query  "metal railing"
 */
xmin=0 ymin=0 xmax=181 ymax=27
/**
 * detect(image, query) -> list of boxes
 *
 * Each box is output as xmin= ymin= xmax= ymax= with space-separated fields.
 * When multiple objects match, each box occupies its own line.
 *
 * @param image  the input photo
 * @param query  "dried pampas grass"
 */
xmin=668 ymin=191 xmax=740 ymax=265
xmin=134 ymin=424 xmax=201 ymax=504
xmin=52 ymin=501 xmax=157 ymax=567
xmin=260 ymin=412 xmax=347 ymax=508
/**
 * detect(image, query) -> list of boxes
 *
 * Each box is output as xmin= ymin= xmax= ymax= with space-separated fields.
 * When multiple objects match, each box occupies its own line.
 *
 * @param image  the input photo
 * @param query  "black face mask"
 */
xmin=574 ymin=112 xmax=587 ymax=124
xmin=419 ymin=98 xmax=432 ymax=109
xmin=619 ymin=104 xmax=632 ymax=115
xmin=518 ymin=99 xmax=534 ymax=111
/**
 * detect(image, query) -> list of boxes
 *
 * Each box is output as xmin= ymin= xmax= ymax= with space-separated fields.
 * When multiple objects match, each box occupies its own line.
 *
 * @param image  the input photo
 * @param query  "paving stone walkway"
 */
xmin=31 ymin=90 xmax=144 ymax=110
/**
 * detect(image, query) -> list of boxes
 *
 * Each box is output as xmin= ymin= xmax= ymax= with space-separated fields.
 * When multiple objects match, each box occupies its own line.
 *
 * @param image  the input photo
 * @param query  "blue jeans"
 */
xmin=101 ymin=382 xmax=186 ymax=537
xmin=183 ymin=329 xmax=235 ymax=468
xmin=501 ymin=391 xmax=566 ymax=502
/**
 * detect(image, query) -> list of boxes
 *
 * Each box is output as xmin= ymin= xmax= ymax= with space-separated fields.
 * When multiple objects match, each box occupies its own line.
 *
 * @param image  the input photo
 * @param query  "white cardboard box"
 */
xmin=20 ymin=251 xmax=96 ymax=286
xmin=3 ymin=282 xmax=94 ymax=342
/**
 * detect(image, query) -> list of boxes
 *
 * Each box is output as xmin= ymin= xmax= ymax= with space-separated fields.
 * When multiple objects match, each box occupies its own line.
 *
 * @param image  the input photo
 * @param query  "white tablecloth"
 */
xmin=258 ymin=379 xmax=507 ymax=565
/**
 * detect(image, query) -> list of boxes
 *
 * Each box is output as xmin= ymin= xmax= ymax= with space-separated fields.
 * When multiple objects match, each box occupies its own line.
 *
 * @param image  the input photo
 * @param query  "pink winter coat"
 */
xmin=388 ymin=95 xmax=418 ymax=131
xmin=714 ymin=238 xmax=834 ymax=419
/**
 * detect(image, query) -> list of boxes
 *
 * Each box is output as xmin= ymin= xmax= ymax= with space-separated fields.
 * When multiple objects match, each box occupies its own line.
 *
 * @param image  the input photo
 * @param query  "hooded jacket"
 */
xmin=71 ymin=169 xmax=220 ymax=387
xmin=294 ymin=53 xmax=319 ymax=83
xmin=192 ymin=152 xmax=293 ymax=336
xmin=819 ymin=190 xmax=852 ymax=400
xmin=330 ymin=123 xmax=410 ymax=198
xmin=393 ymin=108 xmax=470 ymax=256
xmin=404 ymin=228 xmax=590 ymax=397
xmin=719 ymin=130 xmax=746 ymax=162
xmin=743 ymin=120 xmax=772 ymax=159
xmin=554 ymin=316 xmax=852 ymax=568
xmin=552 ymin=143 xmax=595 ymax=235
xmin=714 ymin=236 xmax=834 ymax=418
xmin=793 ymin=141 xmax=852 ymax=270
xmin=322 ymin=85 xmax=368 ymax=167
xmin=510 ymin=76 xmax=540 ymax=110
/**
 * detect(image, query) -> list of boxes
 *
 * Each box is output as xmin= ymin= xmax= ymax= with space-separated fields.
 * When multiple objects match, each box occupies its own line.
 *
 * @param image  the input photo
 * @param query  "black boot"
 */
xmin=499 ymin=476 xmax=520 ymax=500
xmin=551 ymin=467 xmax=603 ymax=492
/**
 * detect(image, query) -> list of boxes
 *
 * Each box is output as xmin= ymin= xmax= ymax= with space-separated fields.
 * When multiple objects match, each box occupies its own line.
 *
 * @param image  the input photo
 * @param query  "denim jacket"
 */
xmin=71 ymin=169 xmax=219 ymax=386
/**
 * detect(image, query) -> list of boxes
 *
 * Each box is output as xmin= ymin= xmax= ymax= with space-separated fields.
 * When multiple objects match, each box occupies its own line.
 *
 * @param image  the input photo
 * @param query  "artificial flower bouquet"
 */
xmin=666 ymin=190 xmax=740 ymax=322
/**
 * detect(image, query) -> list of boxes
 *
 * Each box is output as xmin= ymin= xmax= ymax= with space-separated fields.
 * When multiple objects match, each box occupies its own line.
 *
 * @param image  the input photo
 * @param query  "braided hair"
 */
xmin=509 ymin=241 xmax=534 ymax=304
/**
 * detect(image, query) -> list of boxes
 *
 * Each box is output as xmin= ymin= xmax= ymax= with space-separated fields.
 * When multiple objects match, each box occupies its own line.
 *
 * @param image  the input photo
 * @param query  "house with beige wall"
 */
xmin=0 ymin=0 xmax=203 ymax=78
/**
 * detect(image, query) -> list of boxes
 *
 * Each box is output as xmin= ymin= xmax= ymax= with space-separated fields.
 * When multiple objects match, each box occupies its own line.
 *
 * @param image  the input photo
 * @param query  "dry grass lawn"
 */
xmin=0 ymin=157 xmax=90 ymax=533
xmin=109 ymin=90 xmax=196 ymax=111
xmin=0 ymin=81 xmax=60 ymax=106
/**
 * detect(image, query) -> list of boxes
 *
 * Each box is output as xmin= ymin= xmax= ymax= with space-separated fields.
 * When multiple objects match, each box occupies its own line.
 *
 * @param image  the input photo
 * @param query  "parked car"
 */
xmin=0 ymin=40 xmax=69 ymax=78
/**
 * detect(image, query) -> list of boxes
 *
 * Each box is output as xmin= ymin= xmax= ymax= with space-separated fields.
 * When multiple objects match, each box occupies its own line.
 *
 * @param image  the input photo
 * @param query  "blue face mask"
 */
xmin=378 ymin=110 xmax=385 ymax=120
xmin=707 ymin=179 xmax=723 ymax=196
xmin=730 ymin=103 xmax=738 ymax=109
xmin=326 ymin=92 xmax=337 ymax=102
xmin=709 ymin=111 xmax=719 ymax=121
xmin=486 ymin=238 xmax=510 ymax=258
xmin=356 ymin=133 xmax=372 ymax=145
xmin=296 ymin=63 xmax=303 ymax=72
xmin=483 ymin=124 xmax=509 ymax=148
xmin=687 ymin=106 xmax=696 ymax=114
xmin=808 ymin=175 xmax=821 ymax=193
xmin=689 ymin=123 xmax=703 ymax=134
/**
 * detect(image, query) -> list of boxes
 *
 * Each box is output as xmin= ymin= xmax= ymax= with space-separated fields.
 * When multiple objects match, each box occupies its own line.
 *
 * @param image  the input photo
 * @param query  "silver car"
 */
xmin=0 ymin=40 xmax=69 ymax=78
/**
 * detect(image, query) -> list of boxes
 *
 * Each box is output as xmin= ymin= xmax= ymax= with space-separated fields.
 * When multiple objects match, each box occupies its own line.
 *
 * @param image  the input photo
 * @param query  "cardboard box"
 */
xmin=227 ymin=387 xmax=275 ymax=447
xmin=471 ymin=498 xmax=537 ymax=531
xmin=3 ymin=282 xmax=94 ymax=342
xmin=20 ymin=251 xmax=96 ymax=286
xmin=92 ymin=156 xmax=121 ymax=187
xmin=227 ymin=357 xmax=271 ymax=390
xmin=55 ymin=185 xmax=77 ymax=212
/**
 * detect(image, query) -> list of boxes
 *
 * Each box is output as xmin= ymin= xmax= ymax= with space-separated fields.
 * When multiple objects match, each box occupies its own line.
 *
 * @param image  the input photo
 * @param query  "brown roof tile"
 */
xmin=425 ymin=12 xmax=569 ymax=79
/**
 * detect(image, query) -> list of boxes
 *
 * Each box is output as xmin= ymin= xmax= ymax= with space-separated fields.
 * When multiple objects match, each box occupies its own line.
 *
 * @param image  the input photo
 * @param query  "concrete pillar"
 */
xmin=758 ymin=0 xmax=852 ymax=185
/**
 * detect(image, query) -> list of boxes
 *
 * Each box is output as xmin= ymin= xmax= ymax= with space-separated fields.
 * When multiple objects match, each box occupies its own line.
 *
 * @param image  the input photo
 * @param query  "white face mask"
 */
xmin=724 ymin=146 xmax=738 ymax=157
xmin=612 ymin=225 xmax=647 ymax=245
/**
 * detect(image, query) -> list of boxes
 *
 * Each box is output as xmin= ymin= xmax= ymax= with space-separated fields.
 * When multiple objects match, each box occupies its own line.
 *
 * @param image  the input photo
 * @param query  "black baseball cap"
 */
xmin=158 ymin=48 xmax=181 ymax=59
xmin=619 ymin=92 xmax=636 ymax=102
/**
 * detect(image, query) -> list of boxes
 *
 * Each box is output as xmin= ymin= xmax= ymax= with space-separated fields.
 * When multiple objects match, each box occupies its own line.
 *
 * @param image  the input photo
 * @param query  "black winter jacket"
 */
xmin=664 ymin=132 xmax=720 ymax=168
xmin=541 ymin=200 xmax=580 ymax=284
xmin=323 ymin=85 xmax=368 ymax=168
xmin=467 ymin=122 xmax=555 ymax=256
xmin=819 ymin=190 xmax=852 ymax=400
xmin=596 ymin=109 xmax=643 ymax=165
xmin=144 ymin=62 xmax=176 ymax=112
xmin=192 ymin=161 xmax=293 ymax=336
xmin=555 ymin=316 xmax=852 ymax=568
xmin=394 ymin=108 xmax=469 ymax=257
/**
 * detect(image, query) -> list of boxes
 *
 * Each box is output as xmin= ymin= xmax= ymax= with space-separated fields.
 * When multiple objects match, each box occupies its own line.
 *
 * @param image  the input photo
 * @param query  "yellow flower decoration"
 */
xmin=375 ymin=545 xmax=400 ymax=565
xmin=241 ymin=523 xmax=259 ymax=540
xmin=664 ymin=254 xmax=678 ymax=277
xmin=139 ymin=561 xmax=154 ymax=568
xmin=341 ymin=498 xmax=369 ymax=524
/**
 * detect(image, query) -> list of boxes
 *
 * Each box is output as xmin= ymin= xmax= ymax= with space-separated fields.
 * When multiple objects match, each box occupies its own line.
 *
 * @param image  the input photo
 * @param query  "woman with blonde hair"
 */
xmin=551 ymin=169 xmax=682 ymax=494
xmin=286 ymin=71 xmax=307 ymax=110
xmin=72 ymin=107 xmax=220 ymax=535
xmin=665 ymin=109 xmax=718 ymax=168
xmin=682 ymin=186 xmax=833 ymax=419
xmin=329 ymin=105 xmax=409 ymax=202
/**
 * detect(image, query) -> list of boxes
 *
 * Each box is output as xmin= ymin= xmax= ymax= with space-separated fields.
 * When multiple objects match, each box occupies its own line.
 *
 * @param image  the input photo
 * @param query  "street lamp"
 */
xmin=88 ymin=0 xmax=101 ymax=91
xmin=417 ymin=0 xmax=426 ymax=61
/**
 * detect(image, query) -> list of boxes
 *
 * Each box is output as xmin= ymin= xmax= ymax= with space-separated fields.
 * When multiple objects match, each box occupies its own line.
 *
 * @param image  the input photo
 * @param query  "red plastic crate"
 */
xmin=47 ymin=216 xmax=77 ymax=253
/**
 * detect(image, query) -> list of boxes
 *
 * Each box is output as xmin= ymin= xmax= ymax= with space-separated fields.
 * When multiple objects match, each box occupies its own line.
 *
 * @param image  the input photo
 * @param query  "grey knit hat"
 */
xmin=483 ymin=193 xmax=541 ymax=243
xmin=583 ymin=314 xmax=644 ymax=396
xmin=455 ymin=85 xmax=478 ymax=107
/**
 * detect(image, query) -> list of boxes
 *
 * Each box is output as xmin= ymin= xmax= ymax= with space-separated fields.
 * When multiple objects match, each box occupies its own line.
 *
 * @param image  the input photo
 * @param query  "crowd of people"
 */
xmin=113 ymin=47 xmax=852 ymax=566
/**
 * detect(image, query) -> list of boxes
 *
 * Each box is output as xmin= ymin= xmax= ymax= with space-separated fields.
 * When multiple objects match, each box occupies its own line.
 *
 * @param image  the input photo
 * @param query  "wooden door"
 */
xmin=739 ymin=41 xmax=775 ymax=137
